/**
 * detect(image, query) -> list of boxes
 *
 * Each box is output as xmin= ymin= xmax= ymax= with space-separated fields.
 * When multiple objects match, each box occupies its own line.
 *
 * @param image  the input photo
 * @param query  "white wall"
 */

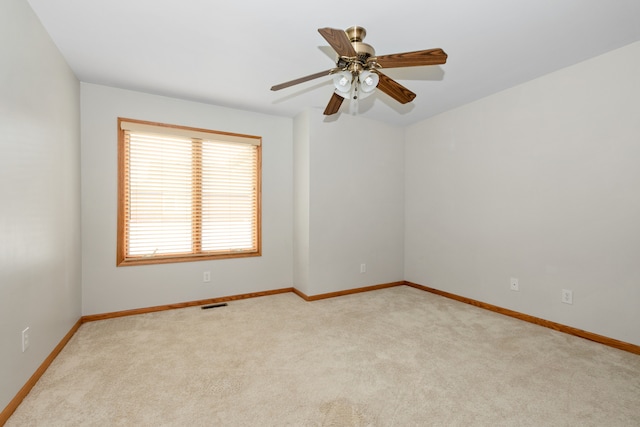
xmin=81 ymin=84 xmax=293 ymax=315
xmin=293 ymin=110 xmax=405 ymax=296
xmin=0 ymin=0 xmax=81 ymax=410
xmin=292 ymin=110 xmax=311 ymax=295
xmin=405 ymin=41 xmax=640 ymax=345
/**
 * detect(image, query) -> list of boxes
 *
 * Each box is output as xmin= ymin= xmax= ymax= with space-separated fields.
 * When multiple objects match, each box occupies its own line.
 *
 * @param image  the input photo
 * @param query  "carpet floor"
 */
xmin=6 ymin=286 xmax=640 ymax=426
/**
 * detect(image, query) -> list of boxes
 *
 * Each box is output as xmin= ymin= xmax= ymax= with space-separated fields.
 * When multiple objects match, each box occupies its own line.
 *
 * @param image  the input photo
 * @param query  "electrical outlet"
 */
xmin=22 ymin=327 xmax=30 ymax=352
xmin=561 ymin=289 xmax=573 ymax=304
xmin=510 ymin=277 xmax=519 ymax=291
xmin=360 ymin=263 xmax=366 ymax=273
xmin=203 ymin=271 xmax=211 ymax=283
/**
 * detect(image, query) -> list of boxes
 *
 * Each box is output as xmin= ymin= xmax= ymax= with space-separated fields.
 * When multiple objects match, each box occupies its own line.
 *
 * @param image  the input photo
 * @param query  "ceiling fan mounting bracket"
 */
xmin=345 ymin=25 xmax=366 ymax=43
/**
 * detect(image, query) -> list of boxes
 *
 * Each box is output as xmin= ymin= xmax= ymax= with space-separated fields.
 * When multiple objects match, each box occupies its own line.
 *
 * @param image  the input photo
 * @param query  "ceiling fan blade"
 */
xmin=318 ymin=27 xmax=357 ymax=58
xmin=271 ymin=69 xmax=333 ymax=91
xmin=323 ymin=92 xmax=344 ymax=115
xmin=375 ymin=71 xmax=416 ymax=104
xmin=375 ymin=48 xmax=448 ymax=68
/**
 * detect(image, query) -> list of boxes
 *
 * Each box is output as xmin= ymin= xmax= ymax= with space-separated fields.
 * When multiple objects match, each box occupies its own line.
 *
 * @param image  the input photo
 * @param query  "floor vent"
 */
xmin=201 ymin=303 xmax=228 ymax=310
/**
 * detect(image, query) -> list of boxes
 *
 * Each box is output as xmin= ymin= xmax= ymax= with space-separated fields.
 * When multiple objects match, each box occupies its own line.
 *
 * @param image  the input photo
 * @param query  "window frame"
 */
xmin=117 ymin=118 xmax=262 ymax=266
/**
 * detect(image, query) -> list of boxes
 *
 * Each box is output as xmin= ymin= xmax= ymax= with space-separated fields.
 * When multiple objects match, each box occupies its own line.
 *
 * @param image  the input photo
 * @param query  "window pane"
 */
xmin=201 ymin=141 xmax=257 ymax=252
xmin=127 ymin=133 xmax=193 ymax=256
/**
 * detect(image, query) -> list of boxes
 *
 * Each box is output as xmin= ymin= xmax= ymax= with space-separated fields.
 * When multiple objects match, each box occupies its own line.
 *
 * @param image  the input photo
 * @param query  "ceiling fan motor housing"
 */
xmin=344 ymin=26 xmax=375 ymax=65
xmin=352 ymin=42 xmax=375 ymax=63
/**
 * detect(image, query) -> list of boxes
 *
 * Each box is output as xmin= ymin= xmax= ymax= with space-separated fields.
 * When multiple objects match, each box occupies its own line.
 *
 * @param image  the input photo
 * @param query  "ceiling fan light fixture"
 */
xmin=333 ymin=70 xmax=353 ymax=98
xmin=359 ymin=71 xmax=379 ymax=93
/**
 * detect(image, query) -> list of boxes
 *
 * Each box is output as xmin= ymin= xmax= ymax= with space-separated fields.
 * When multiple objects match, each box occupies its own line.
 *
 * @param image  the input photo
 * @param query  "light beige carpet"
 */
xmin=6 ymin=286 xmax=640 ymax=426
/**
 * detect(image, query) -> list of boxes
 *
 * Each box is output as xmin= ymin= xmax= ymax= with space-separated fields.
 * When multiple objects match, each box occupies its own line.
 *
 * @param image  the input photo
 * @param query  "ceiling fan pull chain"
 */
xmin=349 ymin=95 xmax=358 ymax=115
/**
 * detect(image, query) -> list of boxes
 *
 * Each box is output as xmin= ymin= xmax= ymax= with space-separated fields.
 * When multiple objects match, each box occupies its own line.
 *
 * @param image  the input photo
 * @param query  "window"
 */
xmin=117 ymin=118 xmax=261 ymax=266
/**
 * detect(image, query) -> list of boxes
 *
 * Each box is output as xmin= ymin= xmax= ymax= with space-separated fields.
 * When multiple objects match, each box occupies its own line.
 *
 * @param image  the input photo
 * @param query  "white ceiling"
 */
xmin=27 ymin=0 xmax=640 ymax=127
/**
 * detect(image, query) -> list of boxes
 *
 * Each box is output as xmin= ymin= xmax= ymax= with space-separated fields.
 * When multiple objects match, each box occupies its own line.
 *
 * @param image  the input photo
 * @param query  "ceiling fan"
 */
xmin=270 ymin=26 xmax=448 ymax=115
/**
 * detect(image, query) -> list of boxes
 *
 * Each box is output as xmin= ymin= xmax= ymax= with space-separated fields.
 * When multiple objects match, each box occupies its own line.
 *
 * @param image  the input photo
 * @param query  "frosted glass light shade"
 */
xmin=359 ymin=71 xmax=379 ymax=93
xmin=333 ymin=71 xmax=353 ymax=98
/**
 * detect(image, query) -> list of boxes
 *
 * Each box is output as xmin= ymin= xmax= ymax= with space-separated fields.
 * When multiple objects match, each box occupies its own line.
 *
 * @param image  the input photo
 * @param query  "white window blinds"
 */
xmin=117 ymin=119 xmax=261 ymax=265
